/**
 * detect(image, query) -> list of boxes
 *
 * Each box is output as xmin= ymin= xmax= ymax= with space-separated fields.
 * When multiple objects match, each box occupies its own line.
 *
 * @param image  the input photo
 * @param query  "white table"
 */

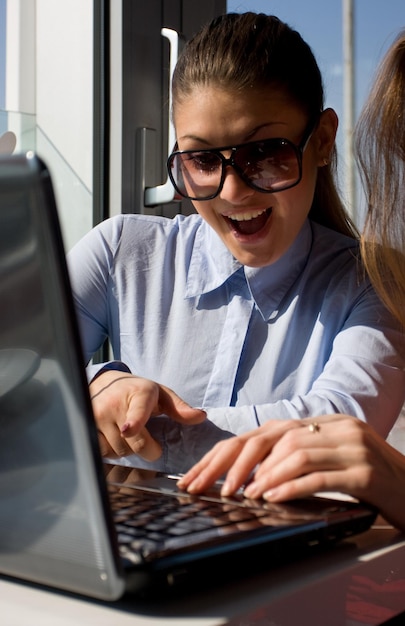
xmin=1 ymin=517 xmax=405 ymax=626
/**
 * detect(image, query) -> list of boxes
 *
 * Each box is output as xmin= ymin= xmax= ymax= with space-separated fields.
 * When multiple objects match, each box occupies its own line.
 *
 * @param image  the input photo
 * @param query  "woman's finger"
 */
xmin=245 ymin=446 xmax=345 ymax=498
xmin=122 ymin=426 xmax=162 ymax=460
xmin=98 ymin=423 xmax=135 ymax=458
xmin=178 ymin=438 xmax=246 ymax=492
xmin=219 ymin=431 xmax=283 ymax=496
xmin=262 ymin=468 xmax=348 ymax=503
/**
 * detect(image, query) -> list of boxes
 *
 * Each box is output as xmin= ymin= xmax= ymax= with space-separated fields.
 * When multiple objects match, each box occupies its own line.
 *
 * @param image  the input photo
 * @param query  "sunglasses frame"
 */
xmin=167 ymin=119 xmax=318 ymax=201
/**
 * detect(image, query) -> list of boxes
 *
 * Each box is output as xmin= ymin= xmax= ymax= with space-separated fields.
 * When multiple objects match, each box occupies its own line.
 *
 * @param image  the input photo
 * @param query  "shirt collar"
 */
xmin=185 ymin=220 xmax=242 ymax=297
xmin=185 ymin=218 xmax=313 ymax=321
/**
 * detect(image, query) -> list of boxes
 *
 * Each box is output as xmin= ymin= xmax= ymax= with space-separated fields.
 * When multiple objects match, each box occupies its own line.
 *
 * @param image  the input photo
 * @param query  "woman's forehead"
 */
xmin=173 ymin=85 xmax=306 ymax=147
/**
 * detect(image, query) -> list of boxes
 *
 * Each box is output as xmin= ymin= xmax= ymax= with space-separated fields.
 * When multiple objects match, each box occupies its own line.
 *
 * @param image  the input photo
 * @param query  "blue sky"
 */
xmin=227 ymin=0 xmax=404 ymax=125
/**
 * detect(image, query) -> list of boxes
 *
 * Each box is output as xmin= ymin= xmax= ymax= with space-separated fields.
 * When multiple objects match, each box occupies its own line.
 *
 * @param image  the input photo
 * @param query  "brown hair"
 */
xmin=356 ymin=29 xmax=405 ymax=326
xmin=172 ymin=12 xmax=358 ymax=238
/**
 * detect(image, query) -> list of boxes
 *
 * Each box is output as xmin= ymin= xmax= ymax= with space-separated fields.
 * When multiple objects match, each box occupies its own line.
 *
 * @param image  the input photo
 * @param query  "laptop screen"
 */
xmin=0 ymin=153 xmax=125 ymax=599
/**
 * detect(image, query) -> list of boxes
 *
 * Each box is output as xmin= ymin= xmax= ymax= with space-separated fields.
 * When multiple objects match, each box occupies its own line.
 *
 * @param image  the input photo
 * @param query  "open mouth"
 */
xmin=227 ymin=208 xmax=272 ymax=236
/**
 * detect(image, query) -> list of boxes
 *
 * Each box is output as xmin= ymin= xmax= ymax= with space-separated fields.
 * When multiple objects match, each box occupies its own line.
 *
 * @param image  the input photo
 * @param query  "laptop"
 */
xmin=0 ymin=152 xmax=377 ymax=601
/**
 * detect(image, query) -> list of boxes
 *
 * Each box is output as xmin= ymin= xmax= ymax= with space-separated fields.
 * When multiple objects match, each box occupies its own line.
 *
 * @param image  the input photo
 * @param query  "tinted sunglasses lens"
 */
xmin=169 ymin=152 xmax=223 ymax=199
xmin=234 ymin=140 xmax=301 ymax=192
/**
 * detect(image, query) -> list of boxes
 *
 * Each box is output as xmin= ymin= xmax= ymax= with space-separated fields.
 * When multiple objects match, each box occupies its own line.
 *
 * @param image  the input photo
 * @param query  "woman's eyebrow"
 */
xmin=178 ymin=122 xmax=289 ymax=146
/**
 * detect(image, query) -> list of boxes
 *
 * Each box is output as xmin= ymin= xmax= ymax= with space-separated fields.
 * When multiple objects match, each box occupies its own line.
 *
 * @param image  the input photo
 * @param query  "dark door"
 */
xmin=120 ymin=0 xmax=226 ymax=218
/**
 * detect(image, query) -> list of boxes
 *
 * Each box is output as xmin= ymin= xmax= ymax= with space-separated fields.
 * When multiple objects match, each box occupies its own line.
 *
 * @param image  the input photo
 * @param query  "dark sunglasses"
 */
xmin=167 ymin=121 xmax=317 ymax=201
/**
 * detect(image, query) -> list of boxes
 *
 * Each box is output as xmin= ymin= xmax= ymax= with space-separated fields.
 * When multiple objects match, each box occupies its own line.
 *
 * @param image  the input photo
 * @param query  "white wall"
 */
xmin=5 ymin=0 xmax=94 ymax=250
xmin=36 ymin=0 xmax=93 ymax=192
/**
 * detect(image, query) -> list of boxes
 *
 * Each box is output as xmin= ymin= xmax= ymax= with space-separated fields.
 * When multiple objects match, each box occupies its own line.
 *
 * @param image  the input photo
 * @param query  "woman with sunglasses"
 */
xmin=178 ymin=29 xmax=405 ymax=532
xmin=68 ymin=13 xmax=405 ymax=469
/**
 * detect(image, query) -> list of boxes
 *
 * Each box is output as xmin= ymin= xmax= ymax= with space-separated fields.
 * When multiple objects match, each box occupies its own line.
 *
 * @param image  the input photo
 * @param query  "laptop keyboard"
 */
xmin=107 ymin=481 xmax=333 ymax=564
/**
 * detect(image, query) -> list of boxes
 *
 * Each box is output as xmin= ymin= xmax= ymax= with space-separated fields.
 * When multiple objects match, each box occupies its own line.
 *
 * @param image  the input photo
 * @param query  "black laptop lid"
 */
xmin=0 ymin=153 xmax=125 ymax=599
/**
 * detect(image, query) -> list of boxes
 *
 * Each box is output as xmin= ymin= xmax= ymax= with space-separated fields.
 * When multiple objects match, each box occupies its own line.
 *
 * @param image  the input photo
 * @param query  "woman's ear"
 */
xmin=314 ymin=108 xmax=338 ymax=166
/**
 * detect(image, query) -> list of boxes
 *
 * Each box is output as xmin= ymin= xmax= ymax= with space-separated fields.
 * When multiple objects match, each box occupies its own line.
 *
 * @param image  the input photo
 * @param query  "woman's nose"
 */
xmin=219 ymin=166 xmax=255 ymax=203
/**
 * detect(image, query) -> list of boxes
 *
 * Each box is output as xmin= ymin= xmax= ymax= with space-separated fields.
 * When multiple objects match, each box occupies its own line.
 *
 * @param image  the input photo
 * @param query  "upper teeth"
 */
xmin=229 ymin=208 xmax=267 ymax=222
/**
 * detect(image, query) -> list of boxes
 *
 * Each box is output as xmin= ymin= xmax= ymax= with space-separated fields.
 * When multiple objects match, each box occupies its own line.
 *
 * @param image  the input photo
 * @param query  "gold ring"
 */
xmin=308 ymin=422 xmax=320 ymax=433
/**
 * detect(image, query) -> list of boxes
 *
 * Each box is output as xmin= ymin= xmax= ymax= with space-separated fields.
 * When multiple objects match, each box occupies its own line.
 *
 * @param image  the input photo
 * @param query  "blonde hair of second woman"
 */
xmin=356 ymin=29 xmax=405 ymax=328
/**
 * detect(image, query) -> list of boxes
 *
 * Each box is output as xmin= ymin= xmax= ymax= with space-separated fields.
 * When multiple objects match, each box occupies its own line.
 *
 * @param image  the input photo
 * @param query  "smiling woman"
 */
xmin=67 ymin=12 xmax=405 ymax=471
xmin=170 ymin=84 xmax=336 ymax=267
xmin=177 ymin=26 xmax=405 ymax=540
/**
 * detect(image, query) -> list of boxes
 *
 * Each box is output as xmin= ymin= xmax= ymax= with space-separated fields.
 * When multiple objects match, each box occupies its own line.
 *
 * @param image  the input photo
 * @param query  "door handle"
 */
xmin=144 ymin=28 xmax=179 ymax=207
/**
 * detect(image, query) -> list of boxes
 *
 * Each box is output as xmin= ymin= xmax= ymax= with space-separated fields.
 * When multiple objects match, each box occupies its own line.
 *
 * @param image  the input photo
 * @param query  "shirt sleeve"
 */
xmin=86 ymin=360 xmax=131 ymax=383
xmin=67 ymin=217 xmax=132 ymax=381
xmin=206 ymin=299 xmax=405 ymax=440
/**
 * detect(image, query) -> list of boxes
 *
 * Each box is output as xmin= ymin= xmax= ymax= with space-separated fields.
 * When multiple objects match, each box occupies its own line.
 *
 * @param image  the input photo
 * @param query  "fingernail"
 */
xmin=120 ymin=423 xmax=130 ymax=434
xmin=187 ymin=478 xmax=202 ymax=493
xmin=263 ymin=488 xmax=279 ymax=501
xmin=244 ymin=482 xmax=260 ymax=498
xmin=220 ymin=478 xmax=235 ymax=497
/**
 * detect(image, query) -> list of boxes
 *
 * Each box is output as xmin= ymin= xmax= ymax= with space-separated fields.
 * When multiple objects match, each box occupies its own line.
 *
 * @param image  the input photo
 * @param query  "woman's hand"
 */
xmin=178 ymin=414 xmax=405 ymax=532
xmin=177 ymin=418 xmax=301 ymax=493
xmin=89 ymin=371 xmax=206 ymax=460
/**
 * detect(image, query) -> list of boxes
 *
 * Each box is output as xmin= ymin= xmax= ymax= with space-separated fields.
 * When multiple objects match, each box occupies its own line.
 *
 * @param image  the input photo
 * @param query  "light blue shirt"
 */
xmin=68 ymin=214 xmax=405 ymax=472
